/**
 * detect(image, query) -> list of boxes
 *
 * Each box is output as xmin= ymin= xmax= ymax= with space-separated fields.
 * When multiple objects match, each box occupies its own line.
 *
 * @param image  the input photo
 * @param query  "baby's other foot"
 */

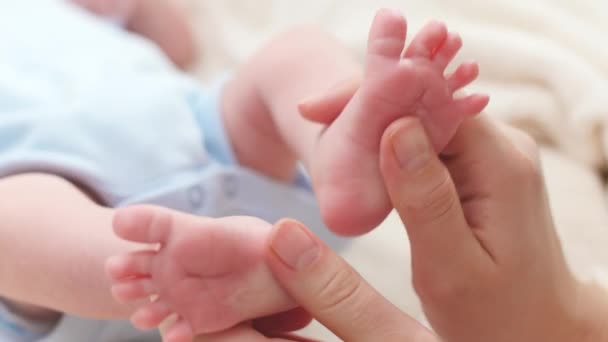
xmin=313 ymin=9 xmax=488 ymax=235
xmin=105 ymin=206 xmax=295 ymax=342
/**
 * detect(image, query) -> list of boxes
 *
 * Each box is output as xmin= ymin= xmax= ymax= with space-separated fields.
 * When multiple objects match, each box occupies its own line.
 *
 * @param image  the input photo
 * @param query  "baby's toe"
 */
xmin=447 ymin=62 xmax=480 ymax=93
xmin=366 ymin=9 xmax=407 ymax=60
xmin=404 ymin=20 xmax=447 ymax=59
xmin=432 ymin=31 xmax=462 ymax=71
xmin=452 ymin=94 xmax=490 ymax=118
xmin=163 ymin=318 xmax=194 ymax=342
xmin=106 ymin=250 xmax=156 ymax=281
xmin=113 ymin=206 xmax=173 ymax=244
xmin=130 ymin=300 xmax=173 ymax=330
xmin=111 ymin=279 xmax=157 ymax=303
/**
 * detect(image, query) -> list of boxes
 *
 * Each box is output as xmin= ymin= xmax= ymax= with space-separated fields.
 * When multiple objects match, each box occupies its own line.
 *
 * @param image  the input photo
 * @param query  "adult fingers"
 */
xmin=379 ymin=117 xmax=482 ymax=260
xmin=191 ymin=322 xmax=308 ymax=342
xmin=253 ymin=308 xmax=313 ymax=334
xmin=266 ymin=219 xmax=437 ymax=342
xmin=379 ymin=117 xmax=491 ymax=300
xmin=298 ymin=76 xmax=361 ymax=124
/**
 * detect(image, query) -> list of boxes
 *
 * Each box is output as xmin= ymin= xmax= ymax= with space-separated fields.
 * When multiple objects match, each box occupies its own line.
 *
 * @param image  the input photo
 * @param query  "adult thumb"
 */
xmin=379 ymin=117 xmax=482 ymax=270
xmin=266 ymin=219 xmax=437 ymax=342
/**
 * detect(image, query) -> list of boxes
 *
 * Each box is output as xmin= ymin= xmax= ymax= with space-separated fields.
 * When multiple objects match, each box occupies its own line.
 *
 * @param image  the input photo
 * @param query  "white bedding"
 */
xmin=182 ymin=1 xmax=608 ymax=339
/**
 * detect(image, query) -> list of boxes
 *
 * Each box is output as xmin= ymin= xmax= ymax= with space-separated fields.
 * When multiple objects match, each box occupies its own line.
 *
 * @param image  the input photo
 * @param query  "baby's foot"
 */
xmin=312 ymin=9 xmax=489 ymax=235
xmin=105 ymin=206 xmax=295 ymax=342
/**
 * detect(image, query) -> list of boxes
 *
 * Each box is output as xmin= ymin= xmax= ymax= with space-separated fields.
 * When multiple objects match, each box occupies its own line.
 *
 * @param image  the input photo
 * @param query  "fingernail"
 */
xmin=270 ymin=220 xmax=320 ymax=271
xmin=391 ymin=120 xmax=432 ymax=170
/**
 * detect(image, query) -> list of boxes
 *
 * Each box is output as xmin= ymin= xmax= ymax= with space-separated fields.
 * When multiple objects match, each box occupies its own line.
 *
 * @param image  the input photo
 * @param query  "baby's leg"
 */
xmin=222 ymin=10 xmax=487 ymax=236
xmin=221 ymin=27 xmax=368 ymax=231
xmin=106 ymin=206 xmax=295 ymax=342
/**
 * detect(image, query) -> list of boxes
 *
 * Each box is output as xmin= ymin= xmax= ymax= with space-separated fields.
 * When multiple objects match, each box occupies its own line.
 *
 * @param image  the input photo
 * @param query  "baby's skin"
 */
xmin=107 ymin=10 xmax=488 ymax=342
xmin=70 ymin=0 xmax=196 ymax=68
xmin=107 ymin=207 xmax=287 ymax=341
xmin=310 ymin=10 xmax=488 ymax=233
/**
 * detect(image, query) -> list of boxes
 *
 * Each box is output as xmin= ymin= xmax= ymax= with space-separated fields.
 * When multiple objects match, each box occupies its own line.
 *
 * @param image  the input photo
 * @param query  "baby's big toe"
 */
xmin=130 ymin=301 xmax=173 ymax=330
xmin=113 ymin=205 xmax=173 ymax=244
xmin=110 ymin=278 xmax=157 ymax=304
xmin=366 ymin=9 xmax=407 ymax=60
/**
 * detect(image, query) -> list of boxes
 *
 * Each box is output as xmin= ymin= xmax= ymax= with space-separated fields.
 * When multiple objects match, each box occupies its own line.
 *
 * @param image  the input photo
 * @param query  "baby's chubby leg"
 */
xmin=106 ymin=206 xmax=297 ymax=342
xmin=221 ymin=26 xmax=367 ymax=233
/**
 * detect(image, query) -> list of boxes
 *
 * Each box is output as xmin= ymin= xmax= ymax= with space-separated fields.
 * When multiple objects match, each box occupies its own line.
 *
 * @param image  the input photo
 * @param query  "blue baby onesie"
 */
xmin=0 ymin=1 xmax=346 ymax=341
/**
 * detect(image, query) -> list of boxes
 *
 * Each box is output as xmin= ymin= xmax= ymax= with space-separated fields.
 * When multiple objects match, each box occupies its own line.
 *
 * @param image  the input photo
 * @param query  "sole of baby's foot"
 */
xmin=105 ymin=206 xmax=296 ymax=342
xmin=313 ymin=9 xmax=489 ymax=235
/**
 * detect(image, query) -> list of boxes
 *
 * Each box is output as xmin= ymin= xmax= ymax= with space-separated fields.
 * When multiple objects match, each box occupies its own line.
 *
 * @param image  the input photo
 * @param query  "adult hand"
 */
xmin=162 ymin=307 xmax=316 ymax=341
xmin=377 ymin=115 xmax=601 ymax=341
xmin=264 ymin=217 xmax=438 ymax=342
xmin=188 ymin=217 xmax=438 ymax=342
xmin=190 ymin=83 xmax=608 ymax=342
xmin=185 ymin=309 xmax=316 ymax=342
xmin=300 ymin=78 xmax=608 ymax=341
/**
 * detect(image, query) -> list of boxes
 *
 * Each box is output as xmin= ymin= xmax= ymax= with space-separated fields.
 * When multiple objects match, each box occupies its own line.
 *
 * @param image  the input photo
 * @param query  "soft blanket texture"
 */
xmin=181 ymin=0 xmax=608 ymax=339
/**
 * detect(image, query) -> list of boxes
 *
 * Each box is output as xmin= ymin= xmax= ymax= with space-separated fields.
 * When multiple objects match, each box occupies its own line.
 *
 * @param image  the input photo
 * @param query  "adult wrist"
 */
xmin=570 ymin=280 xmax=608 ymax=342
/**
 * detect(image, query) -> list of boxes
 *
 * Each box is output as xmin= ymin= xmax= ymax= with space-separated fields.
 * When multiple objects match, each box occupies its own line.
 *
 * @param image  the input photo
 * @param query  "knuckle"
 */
xmin=408 ymin=169 xmax=457 ymax=224
xmin=412 ymin=269 xmax=475 ymax=306
xmin=511 ymin=150 xmax=543 ymax=189
xmin=500 ymin=123 xmax=542 ymax=161
xmin=515 ymin=130 xmax=542 ymax=163
xmin=316 ymin=265 xmax=365 ymax=314
xmin=501 ymin=127 xmax=544 ymax=188
xmin=492 ymin=124 xmax=547 ymax=196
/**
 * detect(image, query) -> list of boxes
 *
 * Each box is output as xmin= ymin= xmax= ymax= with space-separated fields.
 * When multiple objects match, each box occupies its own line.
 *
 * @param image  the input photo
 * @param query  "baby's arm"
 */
xmin=72 ymin=0 xmax=196 ymax=68
xmin=126 ymin=0 xmax=196 ymax=68
xmin=0 ymin=173 xmax=136 ymax=319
